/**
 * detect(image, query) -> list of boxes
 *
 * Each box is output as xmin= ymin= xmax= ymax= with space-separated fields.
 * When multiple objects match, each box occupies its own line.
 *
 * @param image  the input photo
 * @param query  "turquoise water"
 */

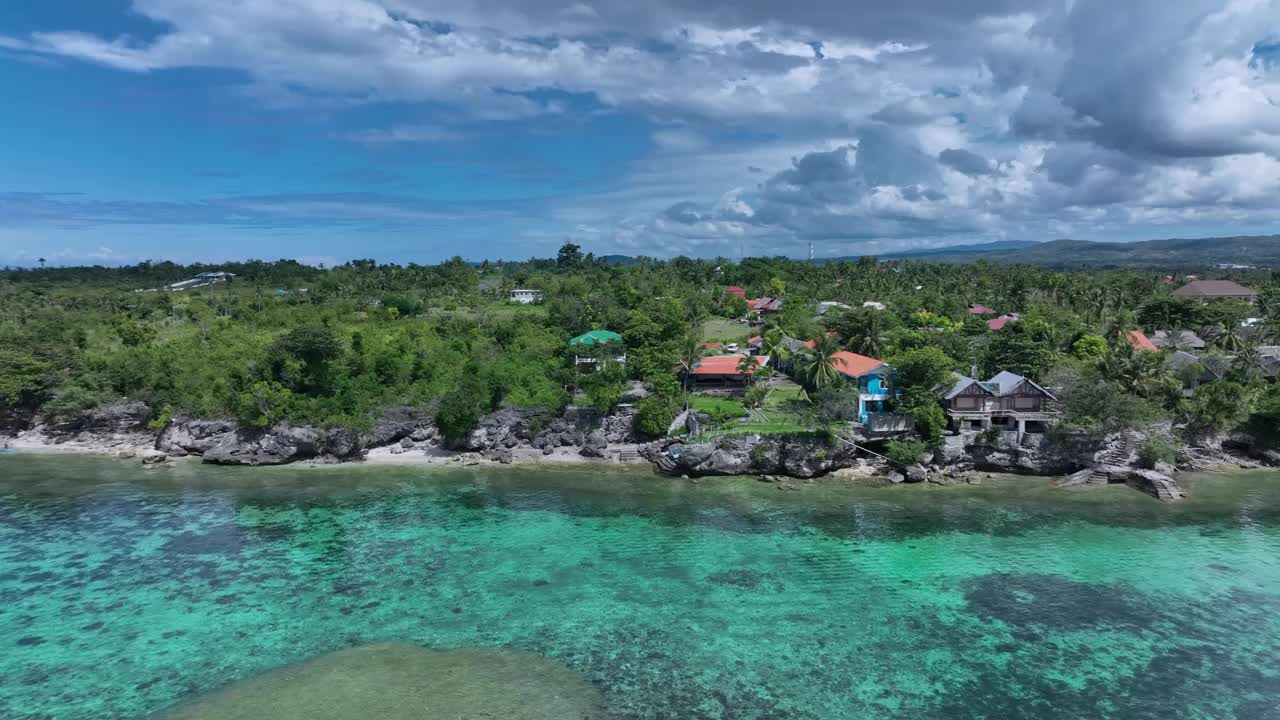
xmin=3 ymin=456 xmax=1280 ymax=719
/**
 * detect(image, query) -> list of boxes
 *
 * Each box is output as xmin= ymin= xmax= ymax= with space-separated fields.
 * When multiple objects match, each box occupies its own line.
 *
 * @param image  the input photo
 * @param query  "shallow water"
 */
xmin=3 ymin=455 xmax=1280 ymax=719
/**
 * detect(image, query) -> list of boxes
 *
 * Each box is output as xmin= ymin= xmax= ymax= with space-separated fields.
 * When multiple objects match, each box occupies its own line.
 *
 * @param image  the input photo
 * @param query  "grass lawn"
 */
xmin=688 ymin=394 xmax=749 ymax=419
xmin=689 ymin=379 xmax=818 ymax=438
xmin=700 ymin=317 xmax=751 ymax=346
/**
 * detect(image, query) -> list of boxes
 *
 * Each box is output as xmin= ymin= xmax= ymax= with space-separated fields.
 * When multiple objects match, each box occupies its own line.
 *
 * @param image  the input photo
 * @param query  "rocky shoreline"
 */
xmin=2 ymin=399 xmax=1275 ymax=502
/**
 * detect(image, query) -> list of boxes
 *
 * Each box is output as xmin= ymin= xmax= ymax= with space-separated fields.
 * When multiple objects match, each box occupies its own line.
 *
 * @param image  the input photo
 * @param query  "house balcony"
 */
xmin=945 ymin=408 xmax=1060 ymax=421
xmin=855 ymin=412 xmax=913 ymax=434
xmin=575 ymin=354 xmax=627 ymax=366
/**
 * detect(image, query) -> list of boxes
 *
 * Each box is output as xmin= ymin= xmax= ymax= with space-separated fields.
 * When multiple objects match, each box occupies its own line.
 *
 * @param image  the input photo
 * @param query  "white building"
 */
xmin=510 ymin=288 xmax=543 ymax=304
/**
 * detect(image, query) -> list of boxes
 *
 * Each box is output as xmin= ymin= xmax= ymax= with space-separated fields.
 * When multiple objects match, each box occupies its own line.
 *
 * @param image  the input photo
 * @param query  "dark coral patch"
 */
xmin=962 ymin=573 xmax=1156 ymax=632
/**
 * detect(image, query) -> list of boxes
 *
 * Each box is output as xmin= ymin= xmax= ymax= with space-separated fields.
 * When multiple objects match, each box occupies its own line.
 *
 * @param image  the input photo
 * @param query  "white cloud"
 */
xmin=5 ymin=0 xmax=1280 ymax=256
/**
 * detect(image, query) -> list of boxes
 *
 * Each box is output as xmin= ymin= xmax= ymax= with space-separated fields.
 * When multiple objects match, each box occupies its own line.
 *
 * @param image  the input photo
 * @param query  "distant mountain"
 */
xmin=877 ymin=240 xmax=1042 ymax=259
xmin=891 ymin=235 xmax=1280 ymax=270
xmin=600 ymin=254 xmax=642 ymax=266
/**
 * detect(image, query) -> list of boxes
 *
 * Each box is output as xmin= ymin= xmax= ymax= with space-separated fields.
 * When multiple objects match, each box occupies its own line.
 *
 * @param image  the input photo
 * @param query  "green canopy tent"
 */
xmin=568 ymin=330 xmax=623 ymax=346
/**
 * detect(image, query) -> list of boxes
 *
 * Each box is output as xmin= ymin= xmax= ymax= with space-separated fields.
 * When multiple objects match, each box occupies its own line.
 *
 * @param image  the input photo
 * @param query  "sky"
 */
xmin=0 ymin=1 xmax=1278 ymax=266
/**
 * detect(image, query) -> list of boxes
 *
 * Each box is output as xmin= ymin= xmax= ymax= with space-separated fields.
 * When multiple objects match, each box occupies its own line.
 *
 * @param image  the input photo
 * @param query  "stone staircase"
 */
xmin=1057 ymin=431 xmax=1140 ymax=487
xmin=1097 ymin=430 xmax=1140 ymax=467
xmin=617 ymin=448 xmax=642 ymax=463
xmin=652 ymin=453 xmax=679 ymax=474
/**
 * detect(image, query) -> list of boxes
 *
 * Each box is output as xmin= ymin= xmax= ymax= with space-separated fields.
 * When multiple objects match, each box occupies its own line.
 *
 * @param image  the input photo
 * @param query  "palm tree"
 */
xmin=799 ymin=334 xmax=843 ymax=389
xmin=760 ymin=328 xmax=790 ymax=370
xmin=677 ymin=331 xmax=706 ymax=409
xmin=1231 ymin=341 xmax=1264 ymax=383
xmin=1102 ymin=309 xmax=1139 ymax=349
xmin=737 ymin=354 xmax=760 ymax=385
xmin=837 ymin=307 xmax=888 ymax=357
xmin=1215 ymin=326 xmax=1247 ymax=354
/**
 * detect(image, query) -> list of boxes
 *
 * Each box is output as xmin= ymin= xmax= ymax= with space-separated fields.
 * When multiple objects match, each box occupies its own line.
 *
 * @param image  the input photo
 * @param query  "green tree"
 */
xmin=982 ymin=326 xmax=1059 ymax=379
xmin=582 ymin=363 xmax=627 ymax=412
xmin=743 ymin=383 xmax=769 ymax=411
xmin=557 ymin=242 xmax=584 ymax=269
xmin=237 ymin=381 xmax=292 ymax=429
xmin=676 ymin=331 xmax=706 ymax=407
xmin=829 ymin=307 xmax=896 ymax=357
xmin=1047 ymin=366 xmax=1159 ymax=438
xmin=887 ymin=346 xmax=954 ymax=444
xmin=1186 ymin=381 xmax=1254 ymax=438
xmin=0 ymin=349 xmax=50 ymax=410
xmin=112 ymin=317 xmax=157 ymax=347
xmin=737 ymin=354 xmax=760 ymax=385
xmin=1071 ymin=335 xmax=1108 ymax=361
xmin=761 ymin=329 xmax=790 ymax=369
xmin=798 ymin=334 xmax=843 ymax=389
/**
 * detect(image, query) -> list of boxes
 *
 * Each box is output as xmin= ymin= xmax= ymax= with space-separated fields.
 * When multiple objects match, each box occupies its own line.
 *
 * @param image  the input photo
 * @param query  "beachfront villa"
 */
xmin=939 ymin=370 xmax=1059 ymax=440
xmin=831 ymin=351 xmax=909 ymax=432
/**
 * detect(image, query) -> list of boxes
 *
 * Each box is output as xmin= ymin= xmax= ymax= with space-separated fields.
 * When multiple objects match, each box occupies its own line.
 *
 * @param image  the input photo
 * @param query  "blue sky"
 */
xmin=1 ymin=1 xmax=1278 ymax=265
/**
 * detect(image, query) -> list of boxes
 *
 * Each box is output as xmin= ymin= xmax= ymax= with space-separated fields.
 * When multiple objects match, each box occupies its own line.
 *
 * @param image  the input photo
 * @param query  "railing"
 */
xmin=858 ymin=413 xmax=913 ymax=433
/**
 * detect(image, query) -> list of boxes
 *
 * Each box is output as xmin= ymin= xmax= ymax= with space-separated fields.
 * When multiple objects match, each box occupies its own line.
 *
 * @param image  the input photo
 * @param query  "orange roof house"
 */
xmin=1127 ymin=330 xmax=1159 ymax=352
xmin=831 ymin=351 xmax=886 ymax=379
xmin=725 ymin=286 xmax=747 ymax=299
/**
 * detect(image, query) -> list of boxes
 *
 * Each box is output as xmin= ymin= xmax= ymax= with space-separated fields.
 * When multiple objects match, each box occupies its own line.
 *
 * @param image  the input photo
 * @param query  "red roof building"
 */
xmin=748 ymin=297 xmax=784 ymax=313
xmin=987 ymin=316 xmax=1013 ymax=331
xmin=1127 ymin=330 xmax=1159 ymax=352
xmin=689 ymin=354 xmax=768 ymax=377
xmin=969 ymin=303 xmax=997 ymax=315
xmin=831 ymin=351 xmax=885 ymax=378
xmin=725 ymin=286 xmax=747 ymax=299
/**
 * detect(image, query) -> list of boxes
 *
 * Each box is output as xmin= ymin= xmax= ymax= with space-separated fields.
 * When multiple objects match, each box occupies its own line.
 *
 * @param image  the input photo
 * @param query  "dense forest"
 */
xmin=2 ymin=244 xmax=1278 ymax=453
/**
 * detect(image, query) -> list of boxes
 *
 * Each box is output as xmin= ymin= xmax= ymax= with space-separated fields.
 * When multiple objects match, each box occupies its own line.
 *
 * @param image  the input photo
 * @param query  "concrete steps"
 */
xmin=653 ymin=454 xmax=678 ymax=473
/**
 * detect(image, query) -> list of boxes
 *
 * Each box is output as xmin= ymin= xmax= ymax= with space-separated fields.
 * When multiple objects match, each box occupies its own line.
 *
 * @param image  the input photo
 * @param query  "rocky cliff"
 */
xmin=644 ymin=435 xmax=865 ymax=478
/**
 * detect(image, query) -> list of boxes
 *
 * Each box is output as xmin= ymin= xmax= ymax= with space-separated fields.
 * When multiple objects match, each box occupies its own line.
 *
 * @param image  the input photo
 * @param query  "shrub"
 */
xmin=43 ymin=384 xmax=109 ymax=419
xmin=1137 ymin=435 xmax=1180 ymax=469
xmin=634 ymin=394 xmax=679 ymax=437
xmin=237 ymin=381 xmax=292 ymax=429
xmin=147 ymin=405 xmax=175 ymax=433
xmin=886 ymin=439 xmax=930 ymax=466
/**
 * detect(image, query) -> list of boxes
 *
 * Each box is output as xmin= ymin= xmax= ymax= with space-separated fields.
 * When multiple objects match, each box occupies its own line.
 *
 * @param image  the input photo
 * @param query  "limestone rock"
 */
xmin=361 ymin=406 xmax=436 ymax=449
xmin=141 ymin=449 xmax=168 ymax=465
xmin=904 ymin=465 xmax=928 ymax=483
xmin=157 ymin=417 xmax=238 ymax=456
xmin=44 ymin=400 xmax=151 ymax=438
xmin=620 ymin=381 xmax=651 ymax=403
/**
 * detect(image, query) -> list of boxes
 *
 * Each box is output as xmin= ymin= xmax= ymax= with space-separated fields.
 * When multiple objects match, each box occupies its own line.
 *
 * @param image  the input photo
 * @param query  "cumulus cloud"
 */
xmin=3 ymin=0 xmax=1279 ymax=256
